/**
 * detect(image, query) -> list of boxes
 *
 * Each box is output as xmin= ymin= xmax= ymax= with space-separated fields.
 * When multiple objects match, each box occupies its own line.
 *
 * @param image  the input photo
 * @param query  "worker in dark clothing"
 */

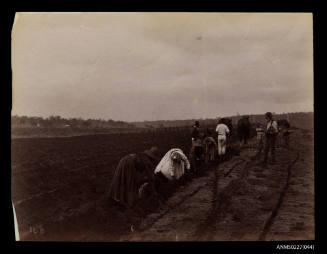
xmin=189 ymin=121 xmax=203 ymax=173
xmin=192 ymin=121 xmax=201 ymax=141
xmin=108 ymin=147 xmax=163 ymax=215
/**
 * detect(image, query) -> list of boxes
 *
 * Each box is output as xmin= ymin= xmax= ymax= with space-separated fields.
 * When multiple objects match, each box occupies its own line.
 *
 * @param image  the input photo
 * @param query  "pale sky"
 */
xmin=12 ymin=12 xmax=313 ymax=122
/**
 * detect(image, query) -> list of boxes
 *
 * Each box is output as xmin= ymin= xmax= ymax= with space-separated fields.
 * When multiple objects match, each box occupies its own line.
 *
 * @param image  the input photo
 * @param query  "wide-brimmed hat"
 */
xmin=144 ymin=146 xmax=160 ymax=160
xmin=265 ymin=112 xmax=272 ymax=118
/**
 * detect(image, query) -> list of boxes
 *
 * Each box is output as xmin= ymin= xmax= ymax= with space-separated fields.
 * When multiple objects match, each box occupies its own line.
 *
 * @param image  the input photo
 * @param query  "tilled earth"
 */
xmin=119 ymin=130 xmax=314 ymax=241
xmin=12 ymin=129 xmax=314 ymax=241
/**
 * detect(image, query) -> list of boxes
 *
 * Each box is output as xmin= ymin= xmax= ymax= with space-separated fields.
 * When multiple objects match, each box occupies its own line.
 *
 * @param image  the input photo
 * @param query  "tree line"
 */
xmin=11 ymin=115 xmax=135 ymax=129
xmin=132 ymin=112 xmax=313 ymax=129
xmin=12 ymin=112 xmax=313 ymax=130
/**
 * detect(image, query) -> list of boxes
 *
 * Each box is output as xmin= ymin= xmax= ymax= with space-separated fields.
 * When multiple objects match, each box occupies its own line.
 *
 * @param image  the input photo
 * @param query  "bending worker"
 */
xmin=203 ymin=133 xmax=218 ymax=163
xmin=154 ymin=148 xmax=191 ymax=199
xmin=154 ymin=148 xmax=190 ymax=181
xmin=107 ymin=147 xmax=161 ymax=213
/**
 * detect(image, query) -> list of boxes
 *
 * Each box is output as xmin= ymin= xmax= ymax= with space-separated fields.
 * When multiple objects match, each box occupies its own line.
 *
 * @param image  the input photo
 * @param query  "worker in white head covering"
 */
xmin=154 ymin=148 xmax=190 ymax=181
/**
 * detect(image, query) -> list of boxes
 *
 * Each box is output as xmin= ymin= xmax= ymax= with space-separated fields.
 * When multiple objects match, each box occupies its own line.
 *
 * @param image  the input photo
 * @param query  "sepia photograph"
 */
xmin=11 ymin=12 xmax=314 ymax=242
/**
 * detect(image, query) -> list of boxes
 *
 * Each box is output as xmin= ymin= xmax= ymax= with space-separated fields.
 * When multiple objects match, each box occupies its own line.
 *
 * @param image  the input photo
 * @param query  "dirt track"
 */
xmin=119 ymin=130 xmax=314 ymax=241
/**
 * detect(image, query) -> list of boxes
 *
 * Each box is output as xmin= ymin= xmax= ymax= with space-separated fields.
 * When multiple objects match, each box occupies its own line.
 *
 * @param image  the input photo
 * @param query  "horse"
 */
xmin=237 ymin=116 xmax=251 ymax=145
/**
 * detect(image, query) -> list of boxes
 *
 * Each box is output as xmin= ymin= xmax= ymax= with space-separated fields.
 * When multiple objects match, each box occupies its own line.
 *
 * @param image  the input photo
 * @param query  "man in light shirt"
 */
xmin=262 ymin=112 xmax=278 ymax=167
xmin=215 ymin=118 xmax=230 ymax=160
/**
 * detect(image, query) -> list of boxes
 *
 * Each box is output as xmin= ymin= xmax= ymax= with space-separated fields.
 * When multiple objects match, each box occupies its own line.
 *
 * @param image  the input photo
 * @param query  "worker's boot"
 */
xmin=251 ymin=154 xmax=257 ymax=161
xmin=252 ymin=150 xmax=262 ymax=161
xmin=220 ymin=154 xmax=225 ymax=162
xmin=261 ymin=157 xmax=267 ymax=168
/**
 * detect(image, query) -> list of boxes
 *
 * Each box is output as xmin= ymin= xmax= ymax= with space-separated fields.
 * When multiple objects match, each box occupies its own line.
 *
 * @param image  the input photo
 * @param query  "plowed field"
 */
xmin=11 ymin=128 xmax=314 ymax=241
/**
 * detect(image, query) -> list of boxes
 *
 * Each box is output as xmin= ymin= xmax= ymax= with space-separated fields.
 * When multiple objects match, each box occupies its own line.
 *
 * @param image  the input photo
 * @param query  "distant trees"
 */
xmin=131 ymin=112 xmax=313 ymax=130
xmin=11 ymin=115 xmax=135 ymax=129
xmin=11 ymin=112 xmax=313 ymax=130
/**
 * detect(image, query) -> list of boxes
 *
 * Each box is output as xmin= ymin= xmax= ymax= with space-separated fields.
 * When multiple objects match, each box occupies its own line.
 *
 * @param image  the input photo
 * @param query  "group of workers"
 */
xmin=190 ymin=117 xmax=231 ymax=166
xmin=107 ymin=112 xmax=291 ymax=218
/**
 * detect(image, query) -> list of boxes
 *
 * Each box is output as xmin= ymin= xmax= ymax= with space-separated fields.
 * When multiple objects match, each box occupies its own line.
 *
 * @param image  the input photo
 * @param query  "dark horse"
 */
xmin=277 ymin=119 xmax=290 ymax=129
xmin=237 ymin=116 xmax=251 ymax=145
xmin=223 ymin=118 xmax=233 ymax=137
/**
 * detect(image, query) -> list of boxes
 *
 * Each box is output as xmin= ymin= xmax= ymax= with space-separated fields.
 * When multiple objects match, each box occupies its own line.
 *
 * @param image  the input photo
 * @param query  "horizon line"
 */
xmin=11 ymin=111 xmax=314 ymax=123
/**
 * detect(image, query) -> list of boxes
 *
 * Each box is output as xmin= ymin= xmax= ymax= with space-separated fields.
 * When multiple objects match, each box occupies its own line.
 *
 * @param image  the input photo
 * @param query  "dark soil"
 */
xmin=11 ymin=129 xmax=314 ymax=241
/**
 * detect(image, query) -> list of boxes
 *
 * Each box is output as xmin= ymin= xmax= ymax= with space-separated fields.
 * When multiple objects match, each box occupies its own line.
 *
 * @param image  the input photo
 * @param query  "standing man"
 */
xmin=189 ymin=121 xmax=204 ymax=173
xmin=215 ymin=118 xmax=230 ymax=161
xmin=191 ymin=121 xmax=203 ymax=160
xmin=262 ymin=112 xmax=278 ymax=167
xmin=191 ymin=121 xmax=201 ymax=145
